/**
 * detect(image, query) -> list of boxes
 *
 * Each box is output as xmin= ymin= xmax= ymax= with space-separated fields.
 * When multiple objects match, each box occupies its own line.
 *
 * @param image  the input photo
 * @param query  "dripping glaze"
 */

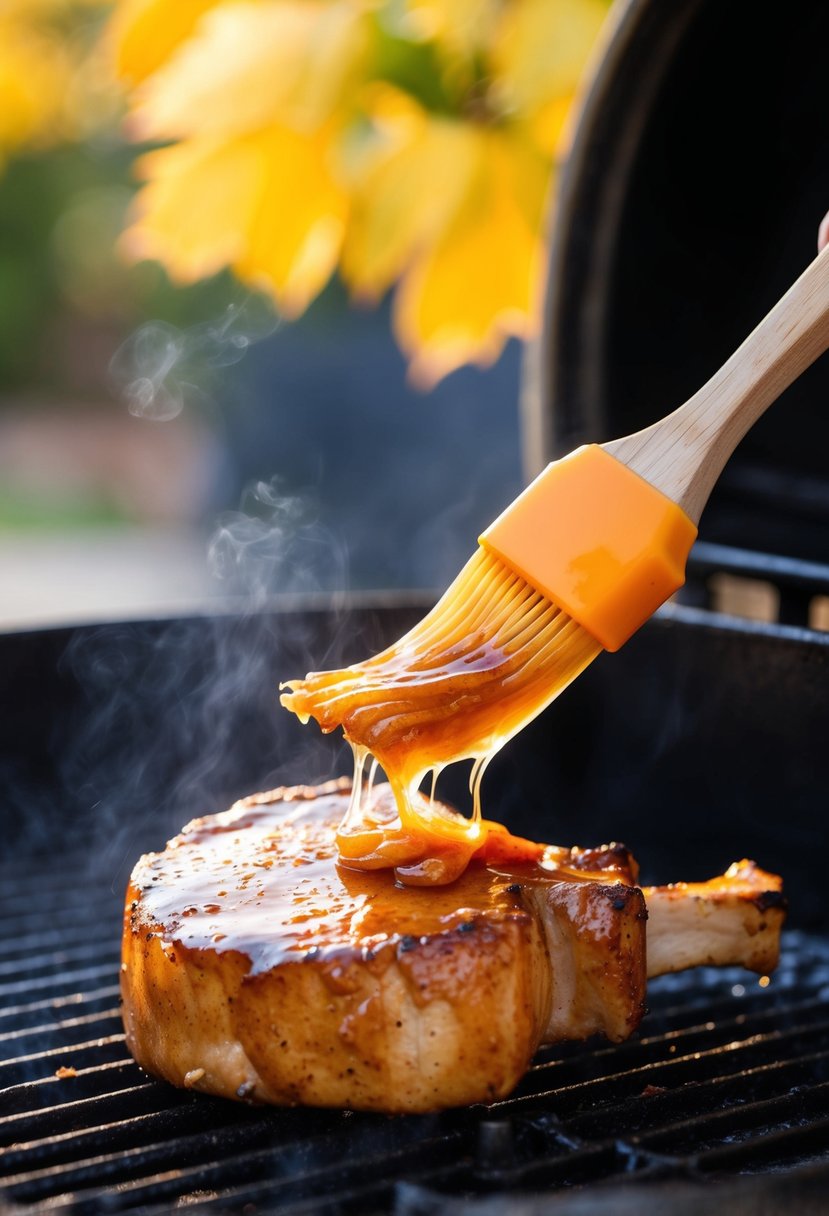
xmin=281 ymin=549 xmax=601 ymax=884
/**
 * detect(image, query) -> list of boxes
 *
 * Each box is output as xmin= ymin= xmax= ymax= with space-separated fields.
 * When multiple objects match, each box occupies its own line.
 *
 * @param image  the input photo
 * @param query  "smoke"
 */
xmin=108 ymin=295 xmax=278 ymax=420
xmin=208 ymin=477 xmax=349 ymax=608
xmin=19 ymin=289 xmax=379 ymax=894
xmin=56 ymin=474 xmax=364 ymax=893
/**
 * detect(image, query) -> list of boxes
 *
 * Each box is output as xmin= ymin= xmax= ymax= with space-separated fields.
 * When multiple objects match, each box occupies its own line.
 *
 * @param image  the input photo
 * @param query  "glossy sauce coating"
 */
xmin=121 ymin=783 xmax=782 ymax=1112
xmin=281 ymin=549 xmax=601 ymax=883
xmin=129 ymin=782 xmax=634 ymax=976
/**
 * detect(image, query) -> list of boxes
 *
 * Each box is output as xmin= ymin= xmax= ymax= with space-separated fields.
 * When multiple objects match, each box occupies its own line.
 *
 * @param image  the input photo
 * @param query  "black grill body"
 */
xmin=1 ymin=602 xmax=828 ymax=1212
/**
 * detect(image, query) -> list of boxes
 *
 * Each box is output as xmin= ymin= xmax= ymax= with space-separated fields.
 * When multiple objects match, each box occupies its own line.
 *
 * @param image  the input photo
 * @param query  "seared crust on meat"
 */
xmin=121 ymin=782 xmax=649 ymax=1112
xmin=121 ymin=784 xmax=785 ymax=1112
xmin=525 ymin=880 xmax=648 ymax=1044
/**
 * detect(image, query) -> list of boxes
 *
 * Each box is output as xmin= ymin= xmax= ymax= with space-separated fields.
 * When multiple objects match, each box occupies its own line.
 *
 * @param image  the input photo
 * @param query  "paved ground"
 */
xmin=0 ymin=529 xmax=216 ymax=629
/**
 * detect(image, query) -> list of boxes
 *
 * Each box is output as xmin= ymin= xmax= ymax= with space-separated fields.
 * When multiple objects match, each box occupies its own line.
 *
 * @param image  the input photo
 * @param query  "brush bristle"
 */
xmin=280 ymin=548 xmax=602 ymax=775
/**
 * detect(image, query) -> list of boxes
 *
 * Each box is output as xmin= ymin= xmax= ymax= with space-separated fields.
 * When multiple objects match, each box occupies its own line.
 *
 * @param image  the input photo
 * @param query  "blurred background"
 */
xmin=0 ymin=0 xmax=610 ymax=629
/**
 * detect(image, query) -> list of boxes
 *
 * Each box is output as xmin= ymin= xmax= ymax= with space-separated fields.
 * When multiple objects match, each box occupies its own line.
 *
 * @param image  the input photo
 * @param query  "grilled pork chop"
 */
xmin=121 ymin=781 xmax=785 ymax=1113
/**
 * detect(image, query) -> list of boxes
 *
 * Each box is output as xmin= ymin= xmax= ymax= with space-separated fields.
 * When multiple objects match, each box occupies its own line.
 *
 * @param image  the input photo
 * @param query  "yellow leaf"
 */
xmin=123 ymin=125 xmax=347 ymax=317
xmin=527 ymin=89 xmax=577 ymax=158
xmin=106 ymin=0 xmax=227 ymax=86
xmin=393 ymin=128 xmax=549 ymax=386
xmin=0 ymin=20 xmax=72 ymax=156
xmin=122 ymin=138 xmax=257 ymax=279
xmin=106 ymin=0 xmax=605 ymax=381
xmin=234 ymin=124 xmax=348 ymax=317
xmin=492 ymin=0 xmax=607 ymax=120
xmin=129 ymin=0 xmax=371 ymax=141
xmin=342 ymin=97 xmax=480 ymax=299
xmin=401 ymin=0 xmax=498 ymax=51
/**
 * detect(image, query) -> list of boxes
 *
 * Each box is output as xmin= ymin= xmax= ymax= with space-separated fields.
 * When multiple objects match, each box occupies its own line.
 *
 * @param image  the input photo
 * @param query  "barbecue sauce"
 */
xmin=280 ymin=549 xmax=601 ymax=885
xmin=336 ymin=766 xmax=544 ymax=885
xmin=129 ymin=782 xmax=636 ymax=974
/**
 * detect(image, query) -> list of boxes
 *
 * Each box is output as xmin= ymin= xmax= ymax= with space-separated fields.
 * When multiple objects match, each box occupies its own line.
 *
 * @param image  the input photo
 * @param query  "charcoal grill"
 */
xmin=4 ymin=0 xmax=829 ymax=1209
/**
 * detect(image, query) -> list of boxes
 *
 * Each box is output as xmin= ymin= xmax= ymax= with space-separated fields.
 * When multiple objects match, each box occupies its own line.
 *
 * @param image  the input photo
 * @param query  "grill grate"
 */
xmin=2 ymin=859 xmax=829 ymax=1214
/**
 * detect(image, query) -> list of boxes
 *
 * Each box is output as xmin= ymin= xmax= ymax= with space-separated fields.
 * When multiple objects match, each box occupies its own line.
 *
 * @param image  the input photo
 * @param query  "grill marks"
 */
xmin=1 ymin=879 xmax=829 ymax=1210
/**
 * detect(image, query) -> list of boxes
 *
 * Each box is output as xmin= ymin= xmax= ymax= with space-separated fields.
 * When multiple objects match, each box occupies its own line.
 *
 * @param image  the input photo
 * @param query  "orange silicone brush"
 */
xmin=282 ymin=245 xmax=829 ymax=820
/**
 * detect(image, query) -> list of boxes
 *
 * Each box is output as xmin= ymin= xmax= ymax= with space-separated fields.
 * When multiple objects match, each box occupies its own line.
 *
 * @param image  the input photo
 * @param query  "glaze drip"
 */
xmin=281 ymin=549 xmax=601 ymax=883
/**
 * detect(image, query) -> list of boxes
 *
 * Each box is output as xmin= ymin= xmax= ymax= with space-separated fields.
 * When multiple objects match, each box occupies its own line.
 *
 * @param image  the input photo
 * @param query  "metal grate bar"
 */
xmin=133 ymin=1178 xmax=401 ymax=1216
xmin=688 ymin=542 xmax=829 ymax=596
xmin=0 ymin=896 xmax=119 ymax=934
xmin=0 ymin=962 xmax=119 ymax=1001
xmin=0 ymin=986 xmax=121 ymax=1035
xmin=0 ymin=1033 xmax=127 ymax=1089
xmin=0 ymin=1083 xmax=186 ymax=1150
xmin=561 ymin=1060 xmax=829 ymax=1144
xmin=0 ymin=1061 xmax=144 ymax=1123
xmin=512 ymin=1045 xmax=829 ymax=1120
xmin=531 ymin=994 xmax=829 ymax=1079
xmin=457 ymin=1067 xmax=829 ymax=1190
xmin=622 ymin=985 xmax=800 ymax=1027
xmin=695 ymin=1114 xmax=829 ymax=1173
xmin=0 ymin=856 xmax=113 ymax=891
xmin=510 ymin=1019 xmax=829 ymax=1107
xmin=4 ymin=1117 xmax=348 ymax=1203
xmin=1 ymin=1098 xmax=272 ymax=1178
xmin=632 ymin=1078 xmax=829 ymax=1157
xmin=0 ymin=924 xmax=115 ymax=965
xmin=0 ymin=1007 xmax=122 ymax=1051
xmin=393 ymin=1107 xmax=829 ymax=1198
xmin=17 ymin=1128 xmax=468 ymax=1215
xmin=441 ymin=1138 xmax=623 ymax=1193
xmin=0 ymin=940 xmax=119 ymax=981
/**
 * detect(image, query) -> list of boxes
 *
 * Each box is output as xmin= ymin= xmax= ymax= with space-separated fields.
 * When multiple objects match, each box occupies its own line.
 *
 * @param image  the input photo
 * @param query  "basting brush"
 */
xmin=281 ymin=244 xmax=829 ymax=819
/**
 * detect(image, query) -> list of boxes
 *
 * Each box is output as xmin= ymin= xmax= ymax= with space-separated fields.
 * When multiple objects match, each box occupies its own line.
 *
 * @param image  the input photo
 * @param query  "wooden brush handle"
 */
xmin=603 ymin=245 xmax=829 ymax=524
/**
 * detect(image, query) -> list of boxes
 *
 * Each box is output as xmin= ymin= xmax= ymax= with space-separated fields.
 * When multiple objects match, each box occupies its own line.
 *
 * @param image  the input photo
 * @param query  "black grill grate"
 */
xmin=2 ymin=859 xmax=829 ymax=1214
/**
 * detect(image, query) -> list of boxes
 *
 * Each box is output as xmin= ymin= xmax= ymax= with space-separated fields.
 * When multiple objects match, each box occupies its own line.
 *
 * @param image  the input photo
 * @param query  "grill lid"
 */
xmin=532 ymin=0 xmax=829 ymax=569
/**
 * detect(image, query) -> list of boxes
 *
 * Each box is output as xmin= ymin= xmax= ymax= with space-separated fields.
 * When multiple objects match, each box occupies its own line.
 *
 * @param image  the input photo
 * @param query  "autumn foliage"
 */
xmin=2 ymin=0 xmax=608 ymax=384
xmin=106 ymin=0 xmax=609 ymax=382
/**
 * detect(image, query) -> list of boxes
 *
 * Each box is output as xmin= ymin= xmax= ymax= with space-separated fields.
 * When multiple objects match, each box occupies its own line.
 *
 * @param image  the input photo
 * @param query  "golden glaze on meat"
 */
xmin=121 ymin=781 xmax=648 ymax=1112
xmin=121 ymin=782 xmax=785 ymax=1113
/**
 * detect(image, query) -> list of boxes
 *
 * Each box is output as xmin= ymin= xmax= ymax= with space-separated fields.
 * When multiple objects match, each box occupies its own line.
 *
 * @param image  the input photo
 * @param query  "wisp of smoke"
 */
xmin=109 ymin=296 xmax=278 ymax=420
xmin=58 ymin=296 xmax=367 ymax=891
xmin=58 ymin=477 xmax=358 ymax=892
xmin=209 ymin=477 xmax=350 ymax=608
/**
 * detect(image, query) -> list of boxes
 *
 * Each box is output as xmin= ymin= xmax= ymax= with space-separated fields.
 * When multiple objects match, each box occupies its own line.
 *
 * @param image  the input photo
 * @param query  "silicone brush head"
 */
xmin=280 ymin=446 xmax=696 ymax=869
xmin=281 ymin=548 xmax=601 ymax=883
xmin=281 ymin=546 xmax=601 ymax=786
